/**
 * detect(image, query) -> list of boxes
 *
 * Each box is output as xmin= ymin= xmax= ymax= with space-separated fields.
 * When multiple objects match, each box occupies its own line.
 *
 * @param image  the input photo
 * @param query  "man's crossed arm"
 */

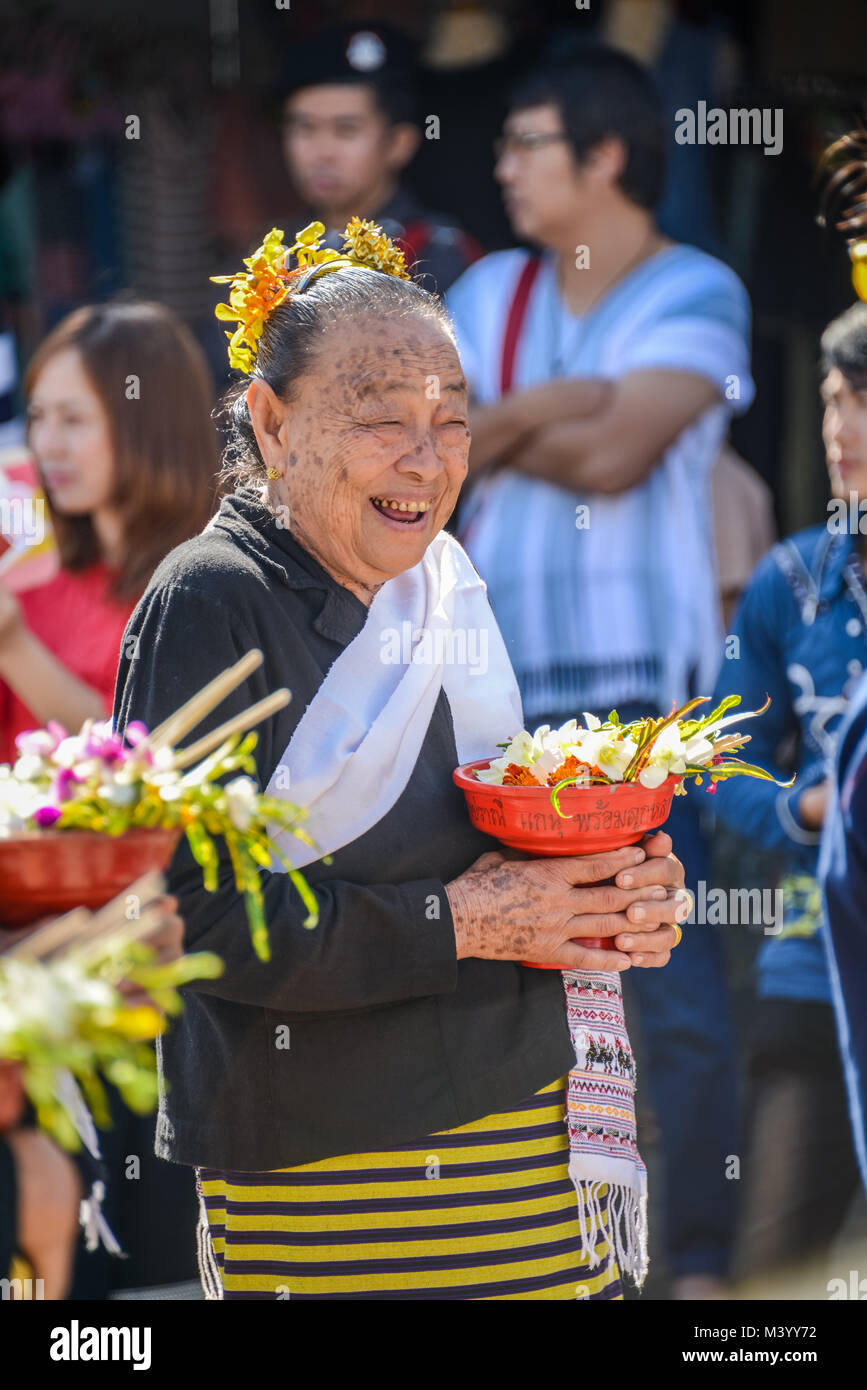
xmin=467 ymin=369 xmax=721 ymax=495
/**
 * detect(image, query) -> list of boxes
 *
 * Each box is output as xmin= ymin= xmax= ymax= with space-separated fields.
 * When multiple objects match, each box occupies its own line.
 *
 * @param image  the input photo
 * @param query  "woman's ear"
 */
xmin=246 ymin=379 xmax=290 ymax=471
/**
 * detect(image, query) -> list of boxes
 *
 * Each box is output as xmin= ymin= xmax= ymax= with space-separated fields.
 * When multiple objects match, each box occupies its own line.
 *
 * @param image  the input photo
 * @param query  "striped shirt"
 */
xmin=446 ymin=245 xmax=754 ymax=719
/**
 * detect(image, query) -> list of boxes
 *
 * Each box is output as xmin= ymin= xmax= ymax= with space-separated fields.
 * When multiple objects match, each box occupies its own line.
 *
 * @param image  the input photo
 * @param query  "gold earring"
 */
xmin=266 ymin=467 xmax=281 ymax=481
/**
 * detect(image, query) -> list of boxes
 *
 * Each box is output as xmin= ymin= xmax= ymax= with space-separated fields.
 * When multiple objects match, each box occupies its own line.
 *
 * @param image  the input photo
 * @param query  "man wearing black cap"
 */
xmin=279 ymin=24 xmax=481 ymax=296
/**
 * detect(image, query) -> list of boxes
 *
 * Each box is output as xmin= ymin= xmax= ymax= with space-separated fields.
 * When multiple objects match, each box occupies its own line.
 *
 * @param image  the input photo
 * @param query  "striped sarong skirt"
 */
xmin=196 ymin=1077 xmax=623 ymax=1300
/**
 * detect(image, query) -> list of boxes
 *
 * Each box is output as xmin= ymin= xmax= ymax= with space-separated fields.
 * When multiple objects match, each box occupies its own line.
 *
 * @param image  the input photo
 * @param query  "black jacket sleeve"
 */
xmin=112 ymin=580 xmax=459 ymax=1013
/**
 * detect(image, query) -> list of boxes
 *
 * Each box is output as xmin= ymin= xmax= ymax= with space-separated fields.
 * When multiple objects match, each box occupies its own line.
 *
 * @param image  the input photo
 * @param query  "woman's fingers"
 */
xmin=145 ymin=898 xmax=184 ymax=962
xmin=556 ymin=844 xmax=646 ymax=885
xmin=565 ymin=888 xmax=686 ymax=946
xmin=544 ymin=940 xmax=633 ymax=972
xmin=625 ymin=887 xmax=691 ymax=928
xmin=564 ymin=910 xmax=646 ymax=941
xmin=613 ymin=851 xmax=684 ymax=892
xmin=612 ymin=922 xmax=680 ymax=964
xmin=569 ymin=881 xmax=668 ymax=918
xmin=637 ymin=830 xmax=673 ymax=858
xmin=554 ymin=921 xmax=680 ymax=969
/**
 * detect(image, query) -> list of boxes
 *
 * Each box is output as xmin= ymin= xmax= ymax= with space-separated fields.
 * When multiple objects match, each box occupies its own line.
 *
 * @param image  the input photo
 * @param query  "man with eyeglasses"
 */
xmin=447 ymin=43 xmax=754 ymax=1300
xmin=277 ymin=23 xmax=481 ymax=296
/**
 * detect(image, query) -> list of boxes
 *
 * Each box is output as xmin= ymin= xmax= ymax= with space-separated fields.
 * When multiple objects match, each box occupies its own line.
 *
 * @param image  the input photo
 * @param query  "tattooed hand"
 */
xmin=444 ymin=830 xmax=687 ymax=972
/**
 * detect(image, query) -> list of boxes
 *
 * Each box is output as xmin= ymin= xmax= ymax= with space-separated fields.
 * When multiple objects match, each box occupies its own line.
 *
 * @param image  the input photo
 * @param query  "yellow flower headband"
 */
xmin=211 ymin=218 xmax=411 ymax=373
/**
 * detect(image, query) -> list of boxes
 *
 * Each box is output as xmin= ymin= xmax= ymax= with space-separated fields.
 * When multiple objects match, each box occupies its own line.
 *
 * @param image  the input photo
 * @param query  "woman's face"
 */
xmin=259 ymin=312 xmax=470 ymax=592
xmin=27 ymin=348 xmax=115 ymax=515
xmin=822 ymin=366 xmax=867 ymax=502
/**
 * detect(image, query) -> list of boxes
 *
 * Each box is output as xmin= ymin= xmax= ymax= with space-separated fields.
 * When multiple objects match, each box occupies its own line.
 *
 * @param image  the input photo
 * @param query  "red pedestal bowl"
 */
xmin=453 ymin=759 xmax=680 ymax=963
xmin=0 ymin=827 xmax=183 ymax=929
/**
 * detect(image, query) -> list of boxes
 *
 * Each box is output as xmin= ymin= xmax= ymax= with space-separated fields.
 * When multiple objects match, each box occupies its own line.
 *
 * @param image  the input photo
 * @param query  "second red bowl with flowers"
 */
xmin=0 ymin=828 xmax=182 ymax=928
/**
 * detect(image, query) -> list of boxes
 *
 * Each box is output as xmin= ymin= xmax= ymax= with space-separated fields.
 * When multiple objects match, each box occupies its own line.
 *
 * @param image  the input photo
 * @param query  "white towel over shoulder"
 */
xmin=265 ymin=528 xmax=523 ymax=868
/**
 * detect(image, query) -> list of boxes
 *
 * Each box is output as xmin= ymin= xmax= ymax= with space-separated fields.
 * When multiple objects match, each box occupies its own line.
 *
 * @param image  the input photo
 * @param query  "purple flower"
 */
xmin=124 ymin=721 xmax=150 ymax=747
xmin=53 ymin=768 xmax=83 ymax=802
xmin=81 ymin=725 xmax=126 ymax=765
xmin=102 ymin=736 xmax=125 ymax=764
xmin=33 ymin=805 xmax=61 ymax=827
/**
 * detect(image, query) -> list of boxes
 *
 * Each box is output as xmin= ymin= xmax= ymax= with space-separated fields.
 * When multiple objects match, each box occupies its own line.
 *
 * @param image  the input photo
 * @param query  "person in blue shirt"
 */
xmin=820 ymin=670 xmax=867 ymax=1204
xmin=711 ymin=301 xmax=867 ymax=1280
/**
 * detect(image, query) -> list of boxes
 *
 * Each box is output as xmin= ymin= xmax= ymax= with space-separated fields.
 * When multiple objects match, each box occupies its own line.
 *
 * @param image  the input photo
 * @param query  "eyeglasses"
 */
xmin=493 ymin=132 xmax=571 ymax=160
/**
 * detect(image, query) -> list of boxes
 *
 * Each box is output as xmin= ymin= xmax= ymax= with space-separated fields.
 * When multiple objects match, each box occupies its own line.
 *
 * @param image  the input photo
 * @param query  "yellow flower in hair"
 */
xmin=212 ymin=227 xmax=294 ymax=373
xmin=851 ymin=241 xmax=867 ymax=302
xmin=210 ymin=218 xmax=410 ymax=372
xmin=343 ymin=217 xmax=410 ymax=279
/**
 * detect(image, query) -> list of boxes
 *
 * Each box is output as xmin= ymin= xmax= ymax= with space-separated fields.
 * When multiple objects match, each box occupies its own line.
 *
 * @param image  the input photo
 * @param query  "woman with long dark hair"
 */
xmin=0 ymin=300 xmax=219 ymax=762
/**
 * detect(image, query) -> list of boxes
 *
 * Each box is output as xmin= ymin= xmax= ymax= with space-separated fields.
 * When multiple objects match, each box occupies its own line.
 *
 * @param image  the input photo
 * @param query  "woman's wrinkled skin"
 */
xmin=247 ymin=313 xmax=469 ymax=608
xmin=246 ymin=306 xmax=685 ymax=968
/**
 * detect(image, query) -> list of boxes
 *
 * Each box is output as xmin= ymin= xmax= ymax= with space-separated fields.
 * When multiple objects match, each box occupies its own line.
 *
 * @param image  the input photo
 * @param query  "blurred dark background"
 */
xmin=0 ymin=0 xmax=866 ymax=539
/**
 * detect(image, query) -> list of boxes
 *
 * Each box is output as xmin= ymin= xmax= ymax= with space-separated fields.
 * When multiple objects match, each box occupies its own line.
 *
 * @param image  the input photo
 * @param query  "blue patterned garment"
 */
xmin=713 ymin=526 xmax=867 ymax=1003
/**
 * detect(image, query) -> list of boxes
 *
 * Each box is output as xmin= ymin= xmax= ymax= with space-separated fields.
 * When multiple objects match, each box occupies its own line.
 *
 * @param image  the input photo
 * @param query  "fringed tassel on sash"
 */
xmin=195 ymin=1170 xmax=223 ymax=1300
xmin=569 ymin=1169 xmax=649 ymax=1285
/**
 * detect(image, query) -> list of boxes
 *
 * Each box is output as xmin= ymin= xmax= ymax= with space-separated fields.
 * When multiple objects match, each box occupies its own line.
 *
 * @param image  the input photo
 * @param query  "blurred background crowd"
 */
xmin=2 ymin=0 xmax=867 ymax=1302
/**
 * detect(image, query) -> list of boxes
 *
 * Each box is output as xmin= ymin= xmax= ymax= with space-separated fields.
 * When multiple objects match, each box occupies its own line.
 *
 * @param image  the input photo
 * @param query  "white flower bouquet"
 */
xmin=474 ymin=695 xmax=785 ymax=801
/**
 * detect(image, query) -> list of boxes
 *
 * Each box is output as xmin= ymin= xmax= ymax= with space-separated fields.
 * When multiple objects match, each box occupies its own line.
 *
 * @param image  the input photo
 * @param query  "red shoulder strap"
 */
xmin=399 ymin=220 xmax=484 ymax=273
xmin=500 ymin=256 xmax=541 ymax=395
xmin=397 ymin=220 xmax=431 ymax=269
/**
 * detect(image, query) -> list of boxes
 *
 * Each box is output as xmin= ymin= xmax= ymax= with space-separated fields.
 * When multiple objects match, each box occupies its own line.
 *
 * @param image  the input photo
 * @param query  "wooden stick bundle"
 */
xmin=6 ymin=871 xmax=168 ymax=961
xmin=171 ymin=689 xmax=291 ymax=771
xmin=145 ymin=650 xmax=264 ymax=752
xmin=138 ymin=648 xmax=292 ymax=781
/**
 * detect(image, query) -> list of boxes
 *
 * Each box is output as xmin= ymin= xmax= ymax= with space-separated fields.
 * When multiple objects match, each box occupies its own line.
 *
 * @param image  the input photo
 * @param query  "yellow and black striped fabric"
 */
xmin=197 ymin=1077 xmax=622 ymax=1300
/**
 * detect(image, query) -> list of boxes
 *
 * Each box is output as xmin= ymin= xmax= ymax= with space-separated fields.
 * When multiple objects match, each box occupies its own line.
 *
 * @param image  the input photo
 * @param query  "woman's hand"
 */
xmin=445 ymin=831 xmax=687 ymax=972
xmin=115 ymin=896 xmax=186 ymax=1011
xmin=0 ymin=583 xmax=24 ymax=652
xmin=797 ymin=780 xmax=829 ymax=831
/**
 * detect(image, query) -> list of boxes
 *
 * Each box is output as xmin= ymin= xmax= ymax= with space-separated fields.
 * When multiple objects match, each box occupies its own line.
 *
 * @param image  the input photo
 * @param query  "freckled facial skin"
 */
xmin=246 ymin=313 xmax=470 ymax=600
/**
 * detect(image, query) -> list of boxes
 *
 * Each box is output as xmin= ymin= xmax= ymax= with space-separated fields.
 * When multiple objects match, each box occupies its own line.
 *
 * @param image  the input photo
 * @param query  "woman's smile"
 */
xmin=369 ymin=494 xmax=435 ymax=528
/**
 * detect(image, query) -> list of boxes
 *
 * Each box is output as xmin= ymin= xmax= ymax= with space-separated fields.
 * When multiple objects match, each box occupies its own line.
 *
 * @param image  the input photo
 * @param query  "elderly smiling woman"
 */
xmin=113 ymin=223 xmax=685 ymax=1301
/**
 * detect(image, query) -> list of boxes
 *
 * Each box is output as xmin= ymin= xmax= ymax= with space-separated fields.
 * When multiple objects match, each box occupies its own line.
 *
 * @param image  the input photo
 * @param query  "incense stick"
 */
xmin=171 ymin=689 xmax=291 ymax=771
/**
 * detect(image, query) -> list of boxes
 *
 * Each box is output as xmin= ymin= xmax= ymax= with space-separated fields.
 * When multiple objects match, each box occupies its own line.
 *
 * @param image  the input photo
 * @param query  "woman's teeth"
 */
xmin=372 ymin=498 xmax=431 ymax=513
xmin=371 ymin=497 xmax=431 ymax=524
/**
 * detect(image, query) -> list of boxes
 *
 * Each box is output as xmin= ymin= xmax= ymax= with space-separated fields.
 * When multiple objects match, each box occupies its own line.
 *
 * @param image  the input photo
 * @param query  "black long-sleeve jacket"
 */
xmin=113 ymin=488 xmax=571 ymax=1169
